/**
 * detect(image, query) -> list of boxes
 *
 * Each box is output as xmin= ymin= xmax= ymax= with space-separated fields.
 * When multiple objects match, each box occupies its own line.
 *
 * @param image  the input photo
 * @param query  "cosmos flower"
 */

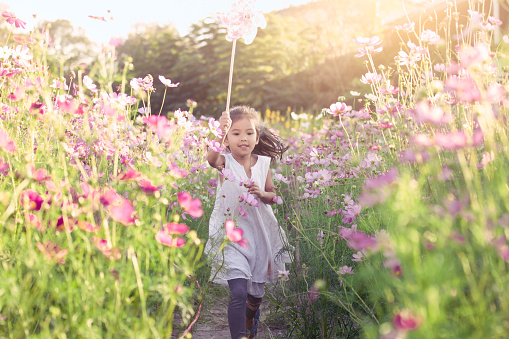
xmin=225 ymin=219 xmax=248 ymax=248
xmin=2 ymin=11 xmax=26 ymax=29
xmin=159 ymin=75 xmax=179 ymax=87
xmin=217 ymin=0 xmax=267 ymax=44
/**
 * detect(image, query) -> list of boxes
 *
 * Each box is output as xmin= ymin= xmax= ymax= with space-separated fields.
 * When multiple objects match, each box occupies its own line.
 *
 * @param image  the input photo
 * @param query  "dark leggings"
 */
xmin=227 ymin=278 xmax=262 ymax=339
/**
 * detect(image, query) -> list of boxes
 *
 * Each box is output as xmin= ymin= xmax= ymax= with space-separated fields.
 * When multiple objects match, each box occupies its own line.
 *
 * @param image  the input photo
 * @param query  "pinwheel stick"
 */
xmin=225 ymin=39 xmax=237 ymax=114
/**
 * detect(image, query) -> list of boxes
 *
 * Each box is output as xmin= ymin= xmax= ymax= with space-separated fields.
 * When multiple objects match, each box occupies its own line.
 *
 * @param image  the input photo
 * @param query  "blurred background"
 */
xmin=2 ymin=0 xmax=508 ymax=116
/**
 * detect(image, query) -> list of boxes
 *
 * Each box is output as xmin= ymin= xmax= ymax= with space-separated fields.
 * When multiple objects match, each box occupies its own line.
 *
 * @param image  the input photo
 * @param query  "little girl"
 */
xmin=205 ymin=106 xmax=292 ymax=339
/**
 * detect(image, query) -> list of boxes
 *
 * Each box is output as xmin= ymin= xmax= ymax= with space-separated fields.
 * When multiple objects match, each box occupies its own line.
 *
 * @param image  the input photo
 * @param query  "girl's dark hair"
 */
xmin=228 ymin=105 xmax=289 ymax=162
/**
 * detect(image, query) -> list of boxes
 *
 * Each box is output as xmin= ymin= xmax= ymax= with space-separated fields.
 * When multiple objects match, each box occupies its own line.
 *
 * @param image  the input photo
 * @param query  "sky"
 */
xmin=3 ymin=0 xmax=315 ymax=44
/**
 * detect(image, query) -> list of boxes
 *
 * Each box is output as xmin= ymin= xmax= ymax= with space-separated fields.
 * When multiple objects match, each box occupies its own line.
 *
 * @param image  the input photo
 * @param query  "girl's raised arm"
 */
xmin=207 ymin=111 xmax=231 ymax=169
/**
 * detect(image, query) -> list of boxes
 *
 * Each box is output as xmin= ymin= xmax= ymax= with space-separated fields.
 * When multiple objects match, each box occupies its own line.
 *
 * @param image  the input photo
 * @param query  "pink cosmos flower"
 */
xmin=420 ymin=29 xmax=440 ymax=44
xmin=352 ymin=251 xmax=365 ymax=262
xmin=7 ymin=87 xmax=25 ymax=102
xmin=412 ymin=134 xmax=434 ymax=148
xmin=26 ymin=164 xmax=51 ymax=184
xmin=108 ymin=37 xmax=122 ymax=47
xmin=27 ymin=213 xmax=45 ymax=232
xmin=238 ymin=205 xmax=248 ymax=218
xmin=109 ymin=198 xmax=135 ymax=226
xmin=353 ymin=36 xmax=383 ymax=58
xmin=360 ymin=72 xmax=382 ymax=85
xmin=345 ymin=231 xmax=377 ymax=252
xmin=412 ymin=101 xmax=453 ymax=125
xmin=178 ymin=192 xmax=204 ymax=218
xmin=159 ymin=75 xmax=179 ymax=87
xmin=225 ymin=219 xmax=248 ymax=248
xmin=446 ymin=76 xmax=481 ymax=102
xmin=488 ymin=16 xmax=503 ymax=26
xmin=218 ymin=0 xmax=267 ymax=45
xmin=77 ymin=221 xmax=101 ymax=233
xmin=434 ymin=131 xmax=467 ymax=150
xmin=2 ymin=11 xmax=26 ymax=29
xmin=168 ymin=163 xmax=189 ymax=178
xmin=142 ymin=115 xmax=174 ymax=139
xmin=458 ymin=43 xmax=490 ymax=68
xmin=130 ymin=75 xmax=154 ymax=92
xmin=0 ymin=129 xmax=16 ymax=153
xmin=117 ymin=168 xmax=144 ymax=181
xmin=138 ymin=178 xmax=160 ymax=194
xmin=83 ymin=75 xmax=97 ymax=92
xmin=219 ymin=168 xmax=237 ymax=182
xmin=155 ymin=231 xmax=186 ymax=248
xmin=272 ymin=196 xmax=283 ymax=205
xmin=239 ymin=191 xmax=259 ymax=207
xmin=327 ymin=102 xmax=349 ymax=116
xmin=392 ymin=310 xmax=422 ymax=331
xmin=37 ymin=241 xmax=68 ymax=264
xmin=163 ymin=222 xmax=190 ymax=235
xmin=338 ymin=265 xmax=354 ymax=275
xmin=92 ymin=236 xmax=121 ymax=260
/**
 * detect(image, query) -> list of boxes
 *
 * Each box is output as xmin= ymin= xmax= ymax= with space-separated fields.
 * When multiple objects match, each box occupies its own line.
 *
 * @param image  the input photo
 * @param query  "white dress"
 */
xmin=205 ymin=153 xmax=292 ymax=296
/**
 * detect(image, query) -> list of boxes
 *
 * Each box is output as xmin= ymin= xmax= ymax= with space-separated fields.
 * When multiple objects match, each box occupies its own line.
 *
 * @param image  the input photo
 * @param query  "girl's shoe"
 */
xmin=246 ymin=308 xmax=260 ymax=339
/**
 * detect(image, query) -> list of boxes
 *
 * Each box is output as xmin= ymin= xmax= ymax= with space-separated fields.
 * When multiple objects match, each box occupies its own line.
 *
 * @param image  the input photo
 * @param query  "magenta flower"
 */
xmin=159 ymin=75 xmax=179 ymax=87
xmin=138 ymin=178 xmax=160 ymax=194
xmin=2 ymin=11 xmax=26 ymax=29
xmin=225 ymin=219 xmax=248 ymax=248
xmin=392 ymin=310 xmax=422 ymax=331
xmin=109 ymin=199 xmax=135 ymax=226
xmin=20 ymin=190 xmax=44 ymax=211
xmin=0 ymin=129 xmax=16 ymax=153
xmin=155 ymin=231 xmax=186 ymax=248
xmin=163 ymin=222 xmax=190 ymax=235
xmin=37 ymin=241 xmax=68 ymax=264
xmin=178 ymin=192 xmax=204 ymax=218
xmin=217 ymin=0 xmax=267 ymax=45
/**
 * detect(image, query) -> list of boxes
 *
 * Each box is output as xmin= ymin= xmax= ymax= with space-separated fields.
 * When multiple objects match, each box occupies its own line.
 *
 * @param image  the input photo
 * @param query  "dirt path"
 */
xmin=174 ymin=284 xmax=288 ymax=339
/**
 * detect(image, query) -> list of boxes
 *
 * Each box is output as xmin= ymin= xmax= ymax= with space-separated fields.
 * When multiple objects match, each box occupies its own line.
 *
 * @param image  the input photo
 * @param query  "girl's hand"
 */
xmin=218 ymin=111 xmax=232 ymax=136
xmin=245 ymin=182 xmax=265 ymax=200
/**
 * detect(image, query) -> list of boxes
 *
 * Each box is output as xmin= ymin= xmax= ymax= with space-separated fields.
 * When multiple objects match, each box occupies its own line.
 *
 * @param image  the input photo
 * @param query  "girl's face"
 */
xmin=225 ymin=117 xmax=259 ymax=157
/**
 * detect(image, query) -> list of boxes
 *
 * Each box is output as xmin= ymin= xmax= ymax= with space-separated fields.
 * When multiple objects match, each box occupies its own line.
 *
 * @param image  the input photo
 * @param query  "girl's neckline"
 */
xmin=230 ymin=154 xmax=259 ymax=178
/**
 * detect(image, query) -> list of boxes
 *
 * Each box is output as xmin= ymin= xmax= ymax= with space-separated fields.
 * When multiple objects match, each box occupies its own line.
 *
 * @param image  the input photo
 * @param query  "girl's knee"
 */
xmin=228 ymin=278 xmax=247 ymax=301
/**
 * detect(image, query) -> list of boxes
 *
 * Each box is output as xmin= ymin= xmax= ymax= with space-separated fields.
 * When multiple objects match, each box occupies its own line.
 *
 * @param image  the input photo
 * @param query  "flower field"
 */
xmin=2 ymin=1 xmax=509 ymax=338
